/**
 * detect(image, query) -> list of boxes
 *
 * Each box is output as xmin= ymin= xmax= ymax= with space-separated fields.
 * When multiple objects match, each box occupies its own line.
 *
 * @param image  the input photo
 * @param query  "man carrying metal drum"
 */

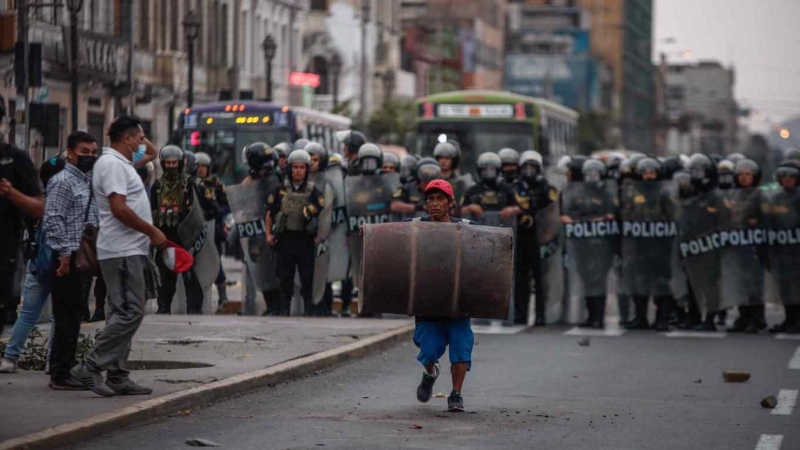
xmin=410 ymin=179 xmax=476 ymax=413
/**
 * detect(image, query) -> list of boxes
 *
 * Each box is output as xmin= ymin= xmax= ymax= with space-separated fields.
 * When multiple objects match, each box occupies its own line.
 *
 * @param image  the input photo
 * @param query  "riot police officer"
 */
xmin=460 ymin=153 xmax=517 ymax=222
xmin=391 ymin=157 xmax=442 ymax=219
xmin=184 ymin=150 xmax=198 ymax=178
xmin=195 ymin=152 xmax=231 ymax=306
xmin=433 ymin=141 xmax=461 ymax=183
xmin=512 ymin=150 xmax=557 ymax=326
xmin=151 ymin=145 xmax=205 ymax=314
xmin=498 ymin=148 xmax=521 ymax=185
xmin=382 ymin=152 xmax=400 ymax=174
xmin=265 ymin=150 xmax=324 ymax=316
xmin=273 ymin=142 xmax=292 ymax=178
xmin=342 ymin=131 xmax=368 ymax=176
xmin=400 ymin=154 xmax=420 ymax=184
xmin=717 ymin=160 xmax=735 ymax=190
xmin=294 ymin=139 xmax=310 ymax=151
xmin=767 ymin=159 xmax=800 ymax=334
xmin=305 ymin=142 xmax=328 ymax=175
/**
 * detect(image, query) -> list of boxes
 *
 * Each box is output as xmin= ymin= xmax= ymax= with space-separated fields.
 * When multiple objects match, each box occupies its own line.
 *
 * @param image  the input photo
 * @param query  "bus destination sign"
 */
xmin=436 ymin=104 xmax=515 ymax=119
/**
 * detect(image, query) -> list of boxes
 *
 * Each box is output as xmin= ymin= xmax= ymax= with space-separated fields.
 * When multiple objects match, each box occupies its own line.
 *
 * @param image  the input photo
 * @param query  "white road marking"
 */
xmin=755 ymin=434 xmax=783 ymax=450
xmin=472 ymin=323 xmax=527 ymax=335
xmin=775 ymin=333 xmax=800 ymax=341
xmin=563 ymin=326 xmax=626 ymax=337
xmin=771 ymin=390 xmax=798 ymax=416
xmin=663 ymin=331 xmax=727 ymax=339
xmin=789 ymin=346 xmax=800 ymax=370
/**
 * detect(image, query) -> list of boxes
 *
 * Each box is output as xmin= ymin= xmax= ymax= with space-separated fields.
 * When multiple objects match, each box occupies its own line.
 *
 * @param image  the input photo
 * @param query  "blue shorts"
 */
xmin=413 ymin=318 xmax=474 ymax=371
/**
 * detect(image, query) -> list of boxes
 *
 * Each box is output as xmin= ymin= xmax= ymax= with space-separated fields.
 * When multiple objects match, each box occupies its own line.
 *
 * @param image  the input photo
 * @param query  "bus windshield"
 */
xmin=416 ymin=122 xmax=535 ymax=173
xmin=183 ymin=128 xmax=292 ymax=183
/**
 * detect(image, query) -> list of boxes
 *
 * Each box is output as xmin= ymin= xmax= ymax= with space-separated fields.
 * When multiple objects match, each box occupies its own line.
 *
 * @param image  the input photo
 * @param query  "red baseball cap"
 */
xmin=162 ymin=241 xmax=194 ymax=274
xmin=424 ymin=179 xmax=454 ymax=200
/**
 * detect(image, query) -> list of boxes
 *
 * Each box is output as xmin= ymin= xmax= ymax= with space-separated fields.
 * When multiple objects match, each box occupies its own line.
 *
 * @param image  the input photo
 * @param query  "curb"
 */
xmin=0 ymin=323 xmax=414 ymax=450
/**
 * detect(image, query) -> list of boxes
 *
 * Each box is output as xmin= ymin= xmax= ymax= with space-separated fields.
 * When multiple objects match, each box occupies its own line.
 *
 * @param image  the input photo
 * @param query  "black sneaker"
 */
xmin=49 ymin=376 xmax=89 ymax=391
xmin=447 ymin=391 xmax=465 ymax=412
xmin=416 ymin=363 xmax=440 ymax=403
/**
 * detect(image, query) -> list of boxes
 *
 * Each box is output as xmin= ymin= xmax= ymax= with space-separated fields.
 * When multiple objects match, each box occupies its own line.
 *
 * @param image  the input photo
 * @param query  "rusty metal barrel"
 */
xmin=360 ymin=221 xmax=514 ymax=319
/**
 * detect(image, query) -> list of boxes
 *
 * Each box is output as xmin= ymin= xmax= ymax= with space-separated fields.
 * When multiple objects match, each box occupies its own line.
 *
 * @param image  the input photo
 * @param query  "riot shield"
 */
xmin=345 ymin=173 xmax=400 ymax=283
xmin=718 ymin=188 xmax=766 ymax=309
xmin=177 ymin=193 xmax=221 ymax=294
xmin=325 ymin=168 xmax=349 ymax=282
xmin=226 ymin=178 xmax=281 ymax=292
xmin=619 ymin=180 xmax=678 ymax=297
xmin=535 ymin=201 xmax=564 ymax=319
xmin=677 ymin=190 xmax=723 ymax=314
xmin=308 ymin=172 xmax=335 ymax=304
xmin=470 ymin=210 xmax=517 ymax=229
xmin=561 ymin=181 xmax=619 ymax=298
xmin=762 ymin=188 xmax=800 ymax=306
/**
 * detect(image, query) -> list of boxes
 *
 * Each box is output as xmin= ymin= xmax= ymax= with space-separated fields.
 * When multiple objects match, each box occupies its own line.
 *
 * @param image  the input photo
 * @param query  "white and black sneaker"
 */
xmin=447 ymin=390 xmax=465 ymax=412
xmin=416 ymin=363 xmax=440 ymax=403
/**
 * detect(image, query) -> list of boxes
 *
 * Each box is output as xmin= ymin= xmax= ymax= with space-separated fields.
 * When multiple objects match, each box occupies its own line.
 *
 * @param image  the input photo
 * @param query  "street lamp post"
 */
xmin=66 ymin=0 xmax=84 ymax=132
xmin=382 ymin=69 xmax=396 ymax=106
xmin=183 ymin=10 xmax=201 ymax=108
xmin=330 ymin=53 xmax=342 ymax=109
xmin=261 ymin=34 xmax=277 ymax=102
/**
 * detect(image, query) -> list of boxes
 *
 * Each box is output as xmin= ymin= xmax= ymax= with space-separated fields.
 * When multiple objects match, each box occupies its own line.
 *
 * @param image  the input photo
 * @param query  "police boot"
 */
xmin=579 ymin=298 xmax=595 ymax=328
xmin=748 ymin=304 xmax=767 ymax=332
xmin=727 ymin=306 xmax=749 ymax=333
xmin=592 ymin=297 xmax=606 ymax=329
xmin=263 ymin=289 xmax=281 ymax=316
xmin=678 ymin=299 xmax=701 ymax=330
xmin=693 ymin=313 xmax=717 ymax=332
xmin=653 ymin=298 xmax=671 ymax=332
xmin=216 ymin=282 xmax=228 ymax=304
xmin=784 ymin=305 xmax=800 ymax=334
xmin=625 ymin=298 xmax=650 ymax=330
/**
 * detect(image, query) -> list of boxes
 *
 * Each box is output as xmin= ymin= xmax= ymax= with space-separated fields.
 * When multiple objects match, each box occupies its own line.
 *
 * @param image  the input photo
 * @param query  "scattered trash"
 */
xmin=694 ymin=378 xmax=702 ymax=384
xmin=411 ymin=424 xmax=423 ymax=429
xmin=177 ymin=409 xmax=192 ymax=416
xmin=578 ymin=338 xmax=590 ymax=347
xmin=761 ymin=396 xmax=778 ymax=409
xmin=722 ymin=371 xmax=750 ymax=383
xmin=185 ymin=438 xmax=220 ymax=447
xmin=434 ymin=392 xmax=447 ymax=398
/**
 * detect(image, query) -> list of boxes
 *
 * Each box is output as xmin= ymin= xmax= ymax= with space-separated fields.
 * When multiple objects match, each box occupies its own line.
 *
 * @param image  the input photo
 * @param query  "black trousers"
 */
xmin=50 ymin=254 xmax=88 ymax=382
xmin=340 ymin=278 xmax=354 ymax=314
xmin=156 ymin=251 xmax=205 ymax=314
xmin=277 ymin=234 xmax=315 ymax=316
xmin=0 ymin=270 xmax=16 ymax=336
xmin=214 ymin=240 xmax=226 ymax=285
xmin=514 ymin=233 xmax=544 ymax=324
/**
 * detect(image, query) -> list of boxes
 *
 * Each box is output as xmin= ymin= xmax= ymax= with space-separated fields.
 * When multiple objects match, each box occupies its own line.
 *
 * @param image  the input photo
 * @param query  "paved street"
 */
xmin=70 ymin=326 xmax=800 ymax=450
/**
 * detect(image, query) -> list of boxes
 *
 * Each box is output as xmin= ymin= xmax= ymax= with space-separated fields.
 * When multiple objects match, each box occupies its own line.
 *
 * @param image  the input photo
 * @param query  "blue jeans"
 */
xmin=4 ymin=265 xmax=53 ymax=363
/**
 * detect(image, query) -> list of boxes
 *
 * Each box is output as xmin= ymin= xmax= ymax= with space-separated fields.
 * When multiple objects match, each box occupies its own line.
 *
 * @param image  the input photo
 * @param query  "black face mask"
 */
xmin=76 ymin=155 xmax=97 ymax=173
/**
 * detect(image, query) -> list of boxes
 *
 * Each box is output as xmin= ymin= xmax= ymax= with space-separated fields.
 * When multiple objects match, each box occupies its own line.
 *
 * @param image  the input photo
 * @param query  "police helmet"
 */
xmin=519 ymin=150 xmax=543 ymax=181
xmin=687 ymin=153 xmax=717 ymax=190
xmin=621 ymin=153 xmax=647 ymax=180
xmin=661 ymin=156 xmax=684 ymax=179
xmin=400 ymin=154 xmax=419 ymax=183
xmin=734 ymin=158 xmax=761 ymax=187
xmin=304 ymin=142 xmax=328 ymax=171
xmin=287 ymin=149 xmax=312 ymax=166
xmin=476 ymin=152 xmax=502 ymax=182
xmin=159 ymin=145 xmax=184 ymax=171
xmin=416 ymin=157 xmax=443 ymax=183
xmin=673 ymin=169 xmax=694 ymax=198
xmin=273 ymin=142 xmax=291 ymax=158
xmin=342 ymin=131 xmax=367 ymax=156
xmin=605 ymin=153 xmax=626 ymax=180
xmin=357 ymin=143 xmax=382 ymax=175
xmin=717 ymin=160 xmax=736 ymax=189
xmin=581 ymin=158 xmax=606 ymax=182
xmin=636 ymin=157 xmax=662 ymax=180
xmin=183 ymin=150 xmax=198 ymax=176
xmin=433 ymin=141 xmax=461 ymax=169
xmin=195 ymin=152 xmax=212 ymax=168
xmin=785 ymin=148 xmax=800 ymax=162
xmin=244 ymin=142 xmax=276 ymax=172
xmin=381 ymin=152 xmax=400 ymax=171
xmin=708 ymin=153 xmax=724 ymax=165
xmin=293 ymin=138 xmax=310 ymax=151
xmin=775 ymin=159 xmax=800 ymax=186
xmin=497 ymin=148 xmax=521 ymax=166
xmin=727 ymin=153 xmax=745 ymax=164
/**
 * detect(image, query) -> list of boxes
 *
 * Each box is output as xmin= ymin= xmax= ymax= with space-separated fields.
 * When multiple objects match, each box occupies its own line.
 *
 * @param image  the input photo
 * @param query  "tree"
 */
xmin=366 ymin=98 xmax=416 ymax=146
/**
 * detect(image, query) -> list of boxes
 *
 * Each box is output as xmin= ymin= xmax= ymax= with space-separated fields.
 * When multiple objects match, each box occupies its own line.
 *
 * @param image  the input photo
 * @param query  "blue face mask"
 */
xmin=132 ymin=144 xmax=146 ymax=163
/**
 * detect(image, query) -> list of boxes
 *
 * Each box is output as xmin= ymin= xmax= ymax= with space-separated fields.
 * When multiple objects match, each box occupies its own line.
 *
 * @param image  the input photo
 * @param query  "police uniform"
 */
xmin=150 ymin=175 xmax=205 ymax=314
xmin=267 ymin=179 xmax=324 ymax=316
xmin=513 ymin=178 xmax=557 ymax=325
xmin=392 ymin=181 xmax=426 ymax=219
xmin=195 ymin=174 xmax=230 ymax=300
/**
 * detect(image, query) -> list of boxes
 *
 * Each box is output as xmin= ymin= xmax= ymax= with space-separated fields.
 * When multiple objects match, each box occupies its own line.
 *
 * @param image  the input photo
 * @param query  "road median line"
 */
xmin=0 ymin=323 xmax=413 ymax=450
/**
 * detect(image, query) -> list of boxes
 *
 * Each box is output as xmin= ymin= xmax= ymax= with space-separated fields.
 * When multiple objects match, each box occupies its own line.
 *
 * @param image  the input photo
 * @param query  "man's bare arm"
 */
xmin=108 ymin=193 xmax=166 ymax=247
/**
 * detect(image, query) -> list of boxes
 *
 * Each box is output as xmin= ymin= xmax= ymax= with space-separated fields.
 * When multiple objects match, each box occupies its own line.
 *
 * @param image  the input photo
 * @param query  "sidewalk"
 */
xmin=0 ymin=315 xmax=411 ymax=444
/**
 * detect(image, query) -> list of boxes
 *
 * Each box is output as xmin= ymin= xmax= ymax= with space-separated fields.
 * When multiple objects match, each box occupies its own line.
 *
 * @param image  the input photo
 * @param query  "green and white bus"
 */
xmin=415 ymin=90 xmax=579 ymax=171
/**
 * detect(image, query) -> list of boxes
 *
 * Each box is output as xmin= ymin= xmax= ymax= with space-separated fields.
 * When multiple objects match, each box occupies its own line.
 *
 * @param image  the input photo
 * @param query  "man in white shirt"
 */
xmin=71 ymin=116 xmax=166 ymax=397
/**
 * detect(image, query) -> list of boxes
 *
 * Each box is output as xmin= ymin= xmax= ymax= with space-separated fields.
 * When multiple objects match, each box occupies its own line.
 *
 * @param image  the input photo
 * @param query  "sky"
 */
xmin=653 ymin=0 xmax=800 ymax=136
